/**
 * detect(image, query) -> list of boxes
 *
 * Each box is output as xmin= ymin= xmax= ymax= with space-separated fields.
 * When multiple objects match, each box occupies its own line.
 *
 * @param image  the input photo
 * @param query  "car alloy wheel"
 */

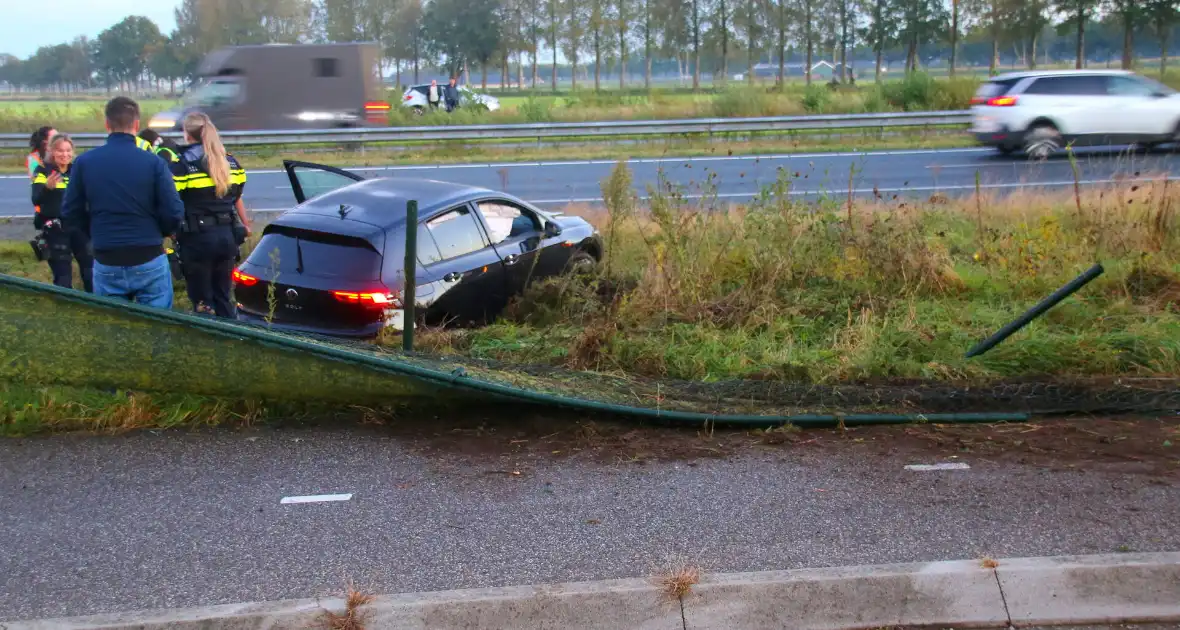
xmin=1024 ymin=126 xmax=1060 ymax=161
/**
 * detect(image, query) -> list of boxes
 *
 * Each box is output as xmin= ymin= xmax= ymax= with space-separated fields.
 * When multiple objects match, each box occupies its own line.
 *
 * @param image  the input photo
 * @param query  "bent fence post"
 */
xmin=965 ymin=263 xmax=1105 ymax=359
xmin=403 ymin=199 xmax=418 ymax=353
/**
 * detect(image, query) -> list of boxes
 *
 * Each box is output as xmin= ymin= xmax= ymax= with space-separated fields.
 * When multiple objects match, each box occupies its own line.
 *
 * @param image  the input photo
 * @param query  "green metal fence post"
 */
xmin=965 ymin=263 xmax=1104 ymax=359
xmin=403 ymin=200 xmax=417 ymax=353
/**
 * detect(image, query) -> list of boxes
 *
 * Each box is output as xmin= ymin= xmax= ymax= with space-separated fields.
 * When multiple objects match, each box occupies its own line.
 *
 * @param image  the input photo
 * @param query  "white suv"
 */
xmin=971 ymin=70 xmax=1180 ymax=159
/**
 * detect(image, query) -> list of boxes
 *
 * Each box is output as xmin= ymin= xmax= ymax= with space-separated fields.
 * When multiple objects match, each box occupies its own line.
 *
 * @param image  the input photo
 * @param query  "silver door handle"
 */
xmin=443 ymin=272 xmax=460 ymax=282
xmin=504 ymin=254 xmax=518 ymax=265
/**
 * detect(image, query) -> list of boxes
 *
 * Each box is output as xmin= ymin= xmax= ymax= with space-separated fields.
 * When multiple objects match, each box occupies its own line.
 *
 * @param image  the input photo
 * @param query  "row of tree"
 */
xmin=0 ymin=0 xmax=1177 ymax=95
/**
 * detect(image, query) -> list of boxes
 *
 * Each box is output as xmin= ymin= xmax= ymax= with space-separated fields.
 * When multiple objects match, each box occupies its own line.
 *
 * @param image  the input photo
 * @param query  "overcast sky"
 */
xmin=2 ymin=0 xmax=181 ymax=59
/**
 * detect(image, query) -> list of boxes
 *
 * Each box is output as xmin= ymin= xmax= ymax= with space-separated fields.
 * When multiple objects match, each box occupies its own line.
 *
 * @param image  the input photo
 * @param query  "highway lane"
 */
xmin=2 ymin=145 xmax=1178 ymax=219
xmin=1 ymin=423 xmax=1177 ymax=621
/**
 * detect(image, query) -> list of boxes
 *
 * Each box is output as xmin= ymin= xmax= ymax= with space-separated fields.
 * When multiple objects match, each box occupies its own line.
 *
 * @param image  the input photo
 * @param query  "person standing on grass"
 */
xmin=170 ymin=112 xmax=248 ymax=318
xmin=61 ymin=97 xmax=185 ymax=309
xmin=444 ymin=77 xmax=461 ymax=112
xmin=31 ymin=134 xmax=93 ymax=293
xmin=27 ymin=126 xmax=56 ymax=181
xmin=428 ymin=79 xmax=442 ymax=110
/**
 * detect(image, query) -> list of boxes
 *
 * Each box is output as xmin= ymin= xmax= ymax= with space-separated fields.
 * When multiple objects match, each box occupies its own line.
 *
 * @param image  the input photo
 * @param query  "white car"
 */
xmin=400 ymin=84 xmax=501 ymax=114
xmin=970 ymin=70 xmax=1180 ymax=159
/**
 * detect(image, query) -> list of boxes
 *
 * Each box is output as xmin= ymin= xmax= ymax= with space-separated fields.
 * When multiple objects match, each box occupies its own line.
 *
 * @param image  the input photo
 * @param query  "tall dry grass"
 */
xmin=430 ymin=162 xmax=1180 ymax=383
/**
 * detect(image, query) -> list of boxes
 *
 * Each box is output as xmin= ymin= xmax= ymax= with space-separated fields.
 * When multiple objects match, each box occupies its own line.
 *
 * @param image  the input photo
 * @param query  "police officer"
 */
xmin=138 ymin=129 xmax=181 ymax=163
xmin=171 ymin=112 xmax=247 ymax=317
xmin=31 ymin=133 xmax=93 ymax=292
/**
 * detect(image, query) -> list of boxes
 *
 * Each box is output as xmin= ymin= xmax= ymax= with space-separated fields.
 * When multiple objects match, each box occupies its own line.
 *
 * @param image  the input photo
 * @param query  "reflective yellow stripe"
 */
xmin=33 ymin=174 xmax=47 ymax=185
xmin=183 ymin=176 xmax=217 ymax=189
xmin=136 ymin=137 xmax=153 ymax=151
xmin=56 ymin=178 xmax=69 ymax=189
xmin=231 ymin=172 xmax=247 ymax=185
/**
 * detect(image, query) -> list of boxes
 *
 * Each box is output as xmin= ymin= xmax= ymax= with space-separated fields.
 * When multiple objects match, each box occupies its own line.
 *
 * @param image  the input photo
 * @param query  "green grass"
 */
xmin=3 ymin=162 xmax=1178 ymax=430
xmin=408 ymin=164 xmax=1180 ymax=383
xmin=0 ymin=73 xmax=982 ymax=133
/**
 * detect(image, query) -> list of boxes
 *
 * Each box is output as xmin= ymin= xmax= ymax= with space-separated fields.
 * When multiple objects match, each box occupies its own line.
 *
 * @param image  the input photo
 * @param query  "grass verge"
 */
xmin=406 ymin=161 xmax=1180 ymax=384
xmin=0 ymin=128 xmax=972 ymax=174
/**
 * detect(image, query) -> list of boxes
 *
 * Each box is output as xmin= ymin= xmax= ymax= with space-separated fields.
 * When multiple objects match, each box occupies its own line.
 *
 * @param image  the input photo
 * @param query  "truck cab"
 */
xmin=149 ymin=42 xmax=391 ymax=133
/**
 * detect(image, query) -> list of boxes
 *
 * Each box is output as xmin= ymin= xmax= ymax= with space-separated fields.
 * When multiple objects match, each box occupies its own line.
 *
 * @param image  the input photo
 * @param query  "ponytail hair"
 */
xmin=183 ymin=112 xmax=231 ymax=197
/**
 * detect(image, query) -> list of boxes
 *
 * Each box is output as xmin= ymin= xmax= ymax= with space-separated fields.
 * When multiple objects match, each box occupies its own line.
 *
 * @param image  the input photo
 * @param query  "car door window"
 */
xmin=1106 ymin=75 xmax=1156 ymax=97
xmin=476 ymin=201 xmax=542 ymax=245
xmin=420 ymin=205 xmax=489 ymax=264
xmin=283 ymin=160 xmax=365 ymax=204
xmin=1024 ymin=76 xmax=1105 ymax=96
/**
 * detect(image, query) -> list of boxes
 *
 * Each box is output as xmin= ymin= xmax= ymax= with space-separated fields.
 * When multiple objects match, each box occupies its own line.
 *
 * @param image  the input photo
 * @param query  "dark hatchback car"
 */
xmin=233 ymin=160 xmax=603 ymax=337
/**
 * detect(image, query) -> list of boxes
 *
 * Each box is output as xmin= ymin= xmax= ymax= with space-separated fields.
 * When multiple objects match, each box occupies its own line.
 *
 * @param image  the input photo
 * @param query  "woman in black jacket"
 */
xmin=31 ymin=134 xmax=93 ymax=292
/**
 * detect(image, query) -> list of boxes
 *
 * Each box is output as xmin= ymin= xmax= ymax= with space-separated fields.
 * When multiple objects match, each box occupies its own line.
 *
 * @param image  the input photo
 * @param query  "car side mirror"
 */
xmin=544 ymin=221 xmax=562 ymax=238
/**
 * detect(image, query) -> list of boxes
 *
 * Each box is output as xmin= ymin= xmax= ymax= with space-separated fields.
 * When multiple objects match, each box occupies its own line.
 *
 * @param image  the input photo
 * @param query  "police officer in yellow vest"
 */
xmin=170 ymin=112 xmax=247 ymax=317
xmin=31 ymin=133 xmax=94 ymax=292
xmin=138 ymin=129 xmax=180 ymax=163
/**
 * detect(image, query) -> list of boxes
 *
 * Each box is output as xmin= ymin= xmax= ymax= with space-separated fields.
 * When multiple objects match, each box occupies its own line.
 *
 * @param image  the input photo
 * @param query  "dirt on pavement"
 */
xmin=311 ymin=405 xmax=1180 ymax=477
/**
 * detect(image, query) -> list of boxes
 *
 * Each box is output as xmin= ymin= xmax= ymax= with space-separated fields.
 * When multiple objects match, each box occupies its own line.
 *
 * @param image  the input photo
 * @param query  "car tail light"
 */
xmin=232 ymin=269 xmax=258 ymax=286
xmin=333 ymin=290 xmax=400 ymax=308
xmin=364 ymin=100 xmax=391 ymax=124
xmin=985 ymin=96 xmax=1018 ymax=107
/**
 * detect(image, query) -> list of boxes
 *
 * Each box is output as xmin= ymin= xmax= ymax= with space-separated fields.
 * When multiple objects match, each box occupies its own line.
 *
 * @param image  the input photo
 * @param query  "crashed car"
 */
xmin=232 ymin=160 xmax=602 ymax=338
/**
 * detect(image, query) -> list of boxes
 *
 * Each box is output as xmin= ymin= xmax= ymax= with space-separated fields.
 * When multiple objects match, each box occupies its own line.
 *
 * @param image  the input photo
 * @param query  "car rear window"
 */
xmin=974 ymin=78 xmax=1021 ymax=99
xmin=247 ymin=228 xmax=382 ymax=280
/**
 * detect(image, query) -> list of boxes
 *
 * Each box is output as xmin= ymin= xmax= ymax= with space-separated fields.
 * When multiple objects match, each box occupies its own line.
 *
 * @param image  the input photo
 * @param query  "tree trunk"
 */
xmin=990 ymin=36 xmax=999 ymax=75
xmin=950 ymin=0 xmax=958 ymax=77
xmin=1122 ymin=15 xmax=1134 ymax=70
xmin=875 ymin=48 xmax=882 ymax=82
xmin=747 ymin=0 xmax=756 ymax=85
xmin=644 ymin=0 xmax=652 ymax=89
xmin=720 ymin=0 xmax=729 ymax=85
xmin=804 ymin=1 xmax=813 ymax=85
xmin=1076 ymin=15 xmax=1085 ymax=69
xmin=619 ymin=13 xmax=628 ymax=89
xmin=1162 ymin=30 xmax=1170 ymax=78
xmin=551 ymin=27 xmax=558 ymax=91
xmin=777 ymin=16 xmax=786 ymax=87
xmin=593 ymin=30 xmax=601 ymax=91
xmin=481 ymin=61 xmax=488 ymax=89
xmin=572 ymin=53 xmax=579 ymax=90
xmin=840 ymin=7 xmax=848 ymax=83
xmin=692 ymin=0 xmax=701 ymax=90
xmin=1029 ymin=33 xmax=1038 ymax=70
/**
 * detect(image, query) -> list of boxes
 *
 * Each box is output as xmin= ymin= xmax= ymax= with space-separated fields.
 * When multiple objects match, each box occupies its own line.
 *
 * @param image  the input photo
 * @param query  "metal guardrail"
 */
xmin=0 ymin=110 xmax=972 ymax=149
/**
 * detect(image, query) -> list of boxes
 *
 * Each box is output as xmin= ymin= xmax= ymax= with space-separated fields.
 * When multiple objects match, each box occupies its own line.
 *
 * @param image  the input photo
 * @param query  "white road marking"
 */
xmin=905 ymin=463 xmax=971 ymax=471
xmin=280 ymin=493 xmax=353 ymax=504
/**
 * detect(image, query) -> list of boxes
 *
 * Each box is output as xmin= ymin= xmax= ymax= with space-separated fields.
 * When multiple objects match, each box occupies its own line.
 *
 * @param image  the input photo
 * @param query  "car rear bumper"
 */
xmin=236 ymin=308 xmax=393 ymax=339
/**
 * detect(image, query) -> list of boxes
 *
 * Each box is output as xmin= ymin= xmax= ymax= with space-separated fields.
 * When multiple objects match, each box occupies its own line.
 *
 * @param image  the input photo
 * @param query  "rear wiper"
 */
xmin=295 ymin=238 xmax=305 ymax=274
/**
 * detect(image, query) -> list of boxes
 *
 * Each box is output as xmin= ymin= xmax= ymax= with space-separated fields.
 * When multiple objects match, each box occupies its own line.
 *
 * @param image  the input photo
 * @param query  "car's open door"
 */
xmin=283 ymin=160 xmax=366 ymax=205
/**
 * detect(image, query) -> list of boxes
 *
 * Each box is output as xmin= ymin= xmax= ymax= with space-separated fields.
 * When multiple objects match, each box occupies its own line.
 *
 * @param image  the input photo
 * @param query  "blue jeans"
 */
xmin=92 ymin=254 xmax=174 ymax=309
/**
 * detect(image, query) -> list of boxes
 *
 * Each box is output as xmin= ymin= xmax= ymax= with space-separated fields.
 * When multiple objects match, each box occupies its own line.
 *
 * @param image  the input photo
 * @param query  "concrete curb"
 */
xmin=4 ymin=552 xmax=1179 ymax=629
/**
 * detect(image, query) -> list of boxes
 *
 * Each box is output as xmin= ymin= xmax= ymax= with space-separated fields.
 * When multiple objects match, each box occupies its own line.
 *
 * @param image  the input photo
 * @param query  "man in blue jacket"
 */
xmin=62 ymin=97 xmax=185 ymax=309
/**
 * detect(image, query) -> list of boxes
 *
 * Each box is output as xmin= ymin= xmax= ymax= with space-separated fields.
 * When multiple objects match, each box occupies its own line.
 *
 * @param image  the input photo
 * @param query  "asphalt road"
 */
xmin=2 ymin=145 xmax=1178 ymax=220
xmin=2 ymin=425 xmax=1177 ymax=622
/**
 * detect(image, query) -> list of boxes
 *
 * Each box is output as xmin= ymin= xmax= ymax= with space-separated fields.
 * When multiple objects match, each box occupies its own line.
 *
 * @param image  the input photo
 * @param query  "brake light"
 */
xmin=985 ymin=96 xmax=1018 ymax=107
xmin=232 ymin=269 xmax=258 ymax=286
xmin=333 ymin=290 xmax=399 ymax=308
xmin=365 ymin=101 xmax=391 ymax=111
xmin=404 ymin=95 xmax=413 ymax=101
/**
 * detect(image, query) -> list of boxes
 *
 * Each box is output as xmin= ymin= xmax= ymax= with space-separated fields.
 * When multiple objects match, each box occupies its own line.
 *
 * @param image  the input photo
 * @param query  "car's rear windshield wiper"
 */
xmin=295 ymin=238 xmax=305 ymax=274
